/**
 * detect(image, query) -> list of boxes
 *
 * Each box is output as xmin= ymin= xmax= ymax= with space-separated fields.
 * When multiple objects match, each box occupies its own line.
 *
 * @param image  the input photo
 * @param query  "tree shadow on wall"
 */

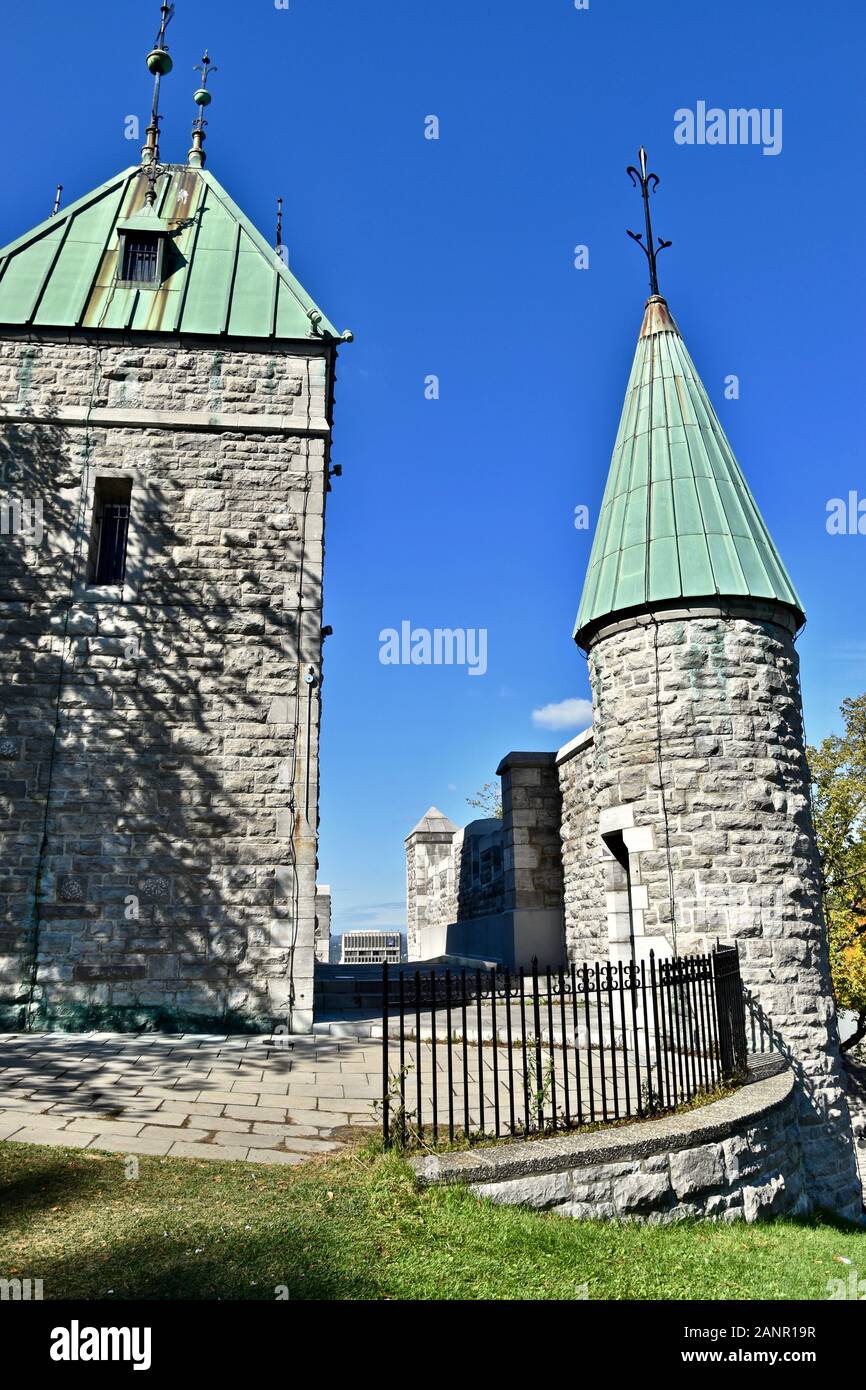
xmin=0 ymin=389 xmax=314 ymax=1034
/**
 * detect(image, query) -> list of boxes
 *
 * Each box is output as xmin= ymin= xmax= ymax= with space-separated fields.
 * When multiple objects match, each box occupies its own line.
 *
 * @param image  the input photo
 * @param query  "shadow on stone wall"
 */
xmin=745 ymin=985 xmax=863 ymax=1197
xmin=454 ymin=819 xmax=506 ymax=925
xmin=0 ymin=399 xmax=305 ymax=1033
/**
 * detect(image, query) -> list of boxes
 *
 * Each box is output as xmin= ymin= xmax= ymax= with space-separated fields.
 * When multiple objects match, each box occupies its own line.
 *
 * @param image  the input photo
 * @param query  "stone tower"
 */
xmin=0 ymin=35 xmax=348 ymax=1034
xmin=405 ymin=808 xmax=459 ymax=960
xmin=568 ymin=283 xmax=862 ymax=1219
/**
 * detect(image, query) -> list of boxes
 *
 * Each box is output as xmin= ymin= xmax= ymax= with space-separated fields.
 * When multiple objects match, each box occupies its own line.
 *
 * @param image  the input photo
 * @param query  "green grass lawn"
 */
xmin=0 ymin=1139 xmax=863 ymax=1300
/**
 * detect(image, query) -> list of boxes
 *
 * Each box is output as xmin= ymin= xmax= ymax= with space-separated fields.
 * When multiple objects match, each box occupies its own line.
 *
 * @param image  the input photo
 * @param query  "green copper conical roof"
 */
xmin=0 ymin=163 xmax=340 ymax=341
xmin=574 ymin=296 xmax=804 ymax=649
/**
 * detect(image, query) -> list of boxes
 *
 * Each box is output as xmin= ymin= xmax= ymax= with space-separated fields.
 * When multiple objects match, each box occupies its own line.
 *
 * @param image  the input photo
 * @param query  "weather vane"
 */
xmin=188 ymin=50 xmax=217 ymax=167
xmin=626 ymin=147 xmax=672 ymax=298
xmin=142 ymin=2 xmax=176 ymax=206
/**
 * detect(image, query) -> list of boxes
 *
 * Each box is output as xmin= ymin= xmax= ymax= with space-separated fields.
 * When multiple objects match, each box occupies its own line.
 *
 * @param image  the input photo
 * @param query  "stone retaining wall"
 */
xmin=411 ymin=1057 xmax=824 ymax=1224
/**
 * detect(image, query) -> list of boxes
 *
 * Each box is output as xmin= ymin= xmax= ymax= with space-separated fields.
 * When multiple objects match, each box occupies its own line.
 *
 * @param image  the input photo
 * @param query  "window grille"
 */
xmin=122 ymin=236 xmax=160 ymax=284
xmin=87 ymin=478 xmax=132 ymax=588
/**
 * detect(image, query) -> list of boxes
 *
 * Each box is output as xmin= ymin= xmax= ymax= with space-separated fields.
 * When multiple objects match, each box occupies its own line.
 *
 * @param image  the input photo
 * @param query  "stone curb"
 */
xmin=410 ymin=1054 xmax=791 ymax=1188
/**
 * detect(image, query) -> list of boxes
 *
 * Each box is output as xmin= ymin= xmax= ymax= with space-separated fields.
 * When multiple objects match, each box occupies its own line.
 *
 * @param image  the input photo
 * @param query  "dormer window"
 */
xmin=116 ymin=215 xmax=169 ymax=287
xmin=122 ymin=235 xmax=160 ymax=284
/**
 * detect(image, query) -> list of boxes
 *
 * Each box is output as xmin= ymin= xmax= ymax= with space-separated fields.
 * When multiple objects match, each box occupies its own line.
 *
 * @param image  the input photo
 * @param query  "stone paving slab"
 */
xmin=0 ymin=1028 xmax=697 ymax=1167
xmin=0 ymin=1032 xmax=382 ymax=1165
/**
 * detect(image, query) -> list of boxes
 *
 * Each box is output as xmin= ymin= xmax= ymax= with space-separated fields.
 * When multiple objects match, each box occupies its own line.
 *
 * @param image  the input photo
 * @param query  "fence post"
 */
xmin=382 ymin=960 xmax=390 ymax=1148
xmin=648 ymin=950 xmax=664 ymax=1109
xmin=531 ymin=957 xmax=544 ymax=1131
xmin=712 ymin=943 xmax=748 ymax=1081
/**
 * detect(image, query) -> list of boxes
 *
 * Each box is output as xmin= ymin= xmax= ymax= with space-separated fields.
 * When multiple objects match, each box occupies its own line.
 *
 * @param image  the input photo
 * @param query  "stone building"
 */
xmin=0 ymin=34 xmax=348 ymax=1034
xmin=406 ymin=807 xmax=510 ymax=960
xmin=314 ymin=886 xmax=332 ymax=966
xmin=406 ymin=282 xmax=862 ymax=1217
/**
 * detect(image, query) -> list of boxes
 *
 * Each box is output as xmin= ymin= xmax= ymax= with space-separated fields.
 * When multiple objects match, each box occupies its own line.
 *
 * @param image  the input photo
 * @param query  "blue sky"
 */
xmin=4 ymin=1 xmax=865 ymax=935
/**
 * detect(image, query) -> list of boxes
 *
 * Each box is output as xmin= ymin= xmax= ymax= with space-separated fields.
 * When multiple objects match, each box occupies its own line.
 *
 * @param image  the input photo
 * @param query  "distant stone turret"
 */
xmin=405 ymin=808 xmax=459 ymax=959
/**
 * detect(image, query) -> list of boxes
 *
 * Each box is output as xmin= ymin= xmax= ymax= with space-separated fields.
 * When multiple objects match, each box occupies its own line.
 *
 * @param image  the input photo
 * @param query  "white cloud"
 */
xmin=531 ymin=697 xmax=593 ymax=732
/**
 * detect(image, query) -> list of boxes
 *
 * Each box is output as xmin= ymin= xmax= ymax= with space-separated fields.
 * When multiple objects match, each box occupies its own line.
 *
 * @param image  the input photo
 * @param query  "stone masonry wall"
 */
xmin=568 ymin=610 xmax=862 ymax=1220
xmin=406 ymin=819 xmax=506 ymax=959
xmin=497 ymin=753 xmax=564 ymax=913
xmin=557 ymin=735 xmax=605 ymax=962
xmin=405 ymin=830 xmax=456 ymax=959
xmin=454 ymin=820 xmax=506 ymax=921
xmin=0 ymin=331 xmax=336 ymax=1033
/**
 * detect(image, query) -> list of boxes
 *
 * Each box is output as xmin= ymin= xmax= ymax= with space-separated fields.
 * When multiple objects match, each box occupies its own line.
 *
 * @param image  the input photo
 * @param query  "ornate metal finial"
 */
xmin=188 ymin=50 xmax=217 ymax=167
xmin=626 ymin=147 xmax=672 ymax=298
xmin=276 ymin=197 xmax=283 ymax=249
xmin=51 ymin=184 xmax=63 ymax=217
xmin=151 ymin=0 xmax=175 ymax=55
xmin=141 ymin=2 xmax=175 ymax=202
xmin=193 ymin=50 xmax=217 ymax=115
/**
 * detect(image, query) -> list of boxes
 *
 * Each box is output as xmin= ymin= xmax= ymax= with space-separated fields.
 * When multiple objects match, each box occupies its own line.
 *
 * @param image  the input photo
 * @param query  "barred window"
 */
xmin=87 ymin=478 xmax=132 ymax=587
xmin=122 ymin=235 xmax=160 ymax=284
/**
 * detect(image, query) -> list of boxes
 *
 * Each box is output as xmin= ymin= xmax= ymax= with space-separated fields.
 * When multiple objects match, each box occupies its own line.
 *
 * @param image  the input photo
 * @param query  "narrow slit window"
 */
xmin=87 ymin=478 xmax=132 ymax=587
xmin=122 ymin=235 xmax=160 ymax=284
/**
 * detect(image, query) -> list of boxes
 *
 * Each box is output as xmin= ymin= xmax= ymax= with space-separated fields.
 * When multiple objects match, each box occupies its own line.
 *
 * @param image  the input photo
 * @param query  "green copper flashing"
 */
xmin=0 ymin=163 xmax=341 ymax=342
xmin=574 ymin=296 xmax=804 ymax=650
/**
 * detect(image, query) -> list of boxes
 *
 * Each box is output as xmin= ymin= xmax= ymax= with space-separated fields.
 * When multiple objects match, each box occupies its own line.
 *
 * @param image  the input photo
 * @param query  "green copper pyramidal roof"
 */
xmin=574 ymin=295 xmax=804 ymax=650
xmin=0 ymin=164 xmax=342 ymax=342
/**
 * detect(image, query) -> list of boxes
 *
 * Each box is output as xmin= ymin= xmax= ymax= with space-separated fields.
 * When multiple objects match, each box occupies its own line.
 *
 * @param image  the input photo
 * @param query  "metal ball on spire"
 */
xmin=189 ymin=51 xmax=218 ymax=169
xmin=146 ymin=3 xmax=175 ymax=75
xmin=146 ymin=47 xmax=173 ymax=76
xmin=142 ymin=1 xmax=175 ymax=196
xmin=193 ymin=51 xmax=217 ymax=108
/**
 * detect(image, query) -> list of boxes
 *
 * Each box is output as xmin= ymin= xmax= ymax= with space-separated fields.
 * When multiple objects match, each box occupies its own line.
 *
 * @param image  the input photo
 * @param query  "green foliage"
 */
xmin=808 ymin=692 xmax=866 ymax=1049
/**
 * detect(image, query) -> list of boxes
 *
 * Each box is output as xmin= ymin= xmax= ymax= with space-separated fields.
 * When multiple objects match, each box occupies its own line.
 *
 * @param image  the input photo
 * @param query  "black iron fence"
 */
xmin=381 ymin=944 xmax=748 ymax=1149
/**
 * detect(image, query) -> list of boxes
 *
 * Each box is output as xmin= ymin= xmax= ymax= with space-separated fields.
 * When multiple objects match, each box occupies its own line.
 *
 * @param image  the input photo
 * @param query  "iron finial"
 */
xmin=51 ymin=184 xmax=63 ymax=217
xmin=626 ymin=146 xmax=672 ymax=298
xmin=152 ymin=1 xmax=175 ymax=57
xmin=189 ymin=50 xmax=218 ymax=167
xmin=142 ymin=2 xmax=175 ymax=203
xmin=276 ymin=196 xmax=283 ymax=249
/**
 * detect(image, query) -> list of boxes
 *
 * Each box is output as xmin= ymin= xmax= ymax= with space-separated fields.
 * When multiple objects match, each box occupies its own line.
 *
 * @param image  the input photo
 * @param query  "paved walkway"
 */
xmin=0 ymin=1026 xmax=713 ymax=1164
xmin=7 ymin=1030 xmax=861 ymax=1191
xmin=0 ymin=1032 xmax=381 ymax=1165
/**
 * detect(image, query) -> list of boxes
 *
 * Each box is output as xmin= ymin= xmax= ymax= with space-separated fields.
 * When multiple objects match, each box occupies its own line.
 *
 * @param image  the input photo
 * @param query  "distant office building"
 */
xmin=339 ymin=931 xmax=402 ymax=966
